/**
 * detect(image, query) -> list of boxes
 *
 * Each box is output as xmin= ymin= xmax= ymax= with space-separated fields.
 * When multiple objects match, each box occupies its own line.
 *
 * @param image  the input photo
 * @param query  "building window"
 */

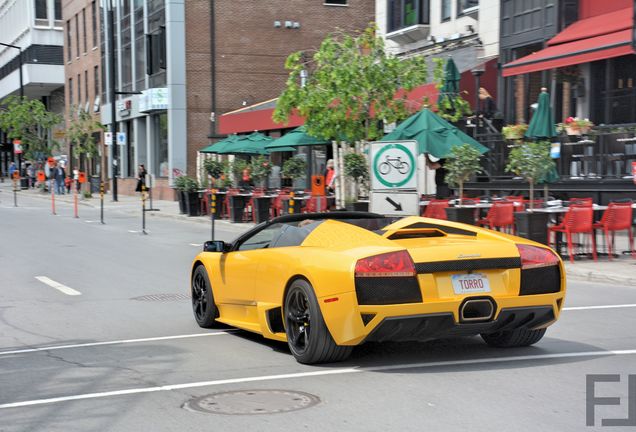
xmin=92 ymin=1 xmax=98 ymax=48
xmin=441 ymin=0 xmax=451 ymax=21
xmin=457 ymin=0 xmax=478 ymax=15
xmin=68 ymin=78 xmax=73 ymax=108
xmin=35 ymin=0 xmax=47 ymax=19
xmin=54 ymin=0 xmax=62 ymax=21
xmin=82 ymin=9 xmax=87 ymax=53
xmin=324 ymin=0 xmax=348 ymax=4
xmin=387 ymin=0 xmax=430 ymax=33
xmin=84 ymin=70 xmax=89 ymax=108
xmin=94 ymin=65 xmax=100 ymax=98
xmin=66 ymin=20 xmax=72 ymax=61
xmin=75 ymin=14 xmax=80 ymax=57
xmin=77 ymin=74 xmax=81 ymax=109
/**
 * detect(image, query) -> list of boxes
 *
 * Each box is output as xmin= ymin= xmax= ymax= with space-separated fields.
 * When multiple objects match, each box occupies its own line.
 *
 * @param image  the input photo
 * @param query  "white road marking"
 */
xmin=1 ymin=348 xmax=635 ymax=409
xmin=128 ymin=230 xmax=139 ymax=233
xmin=564 ymin=304 xmax=636 ymax=311
xmin=0 ymin=331 xmax=233 ymax=357
xmin=189 ymin=243 xmax=202 ymax=247
xmin=84 ymin=220 xmax=98 ymax=223
xmin=34 ymin=276 xmax=81 ymax=296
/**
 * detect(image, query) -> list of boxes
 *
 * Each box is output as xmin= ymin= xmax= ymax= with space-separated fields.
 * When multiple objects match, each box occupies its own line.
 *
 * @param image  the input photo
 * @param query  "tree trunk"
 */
xmin=529 ymin=181 xmax=534 ymax=209
xmin=332 ymin=140 xmax=340 ymax=208
xmin=338 ymin=142 xmax=346 ymax=208
xmin=459 ymin=182 xmax=463 ymax=206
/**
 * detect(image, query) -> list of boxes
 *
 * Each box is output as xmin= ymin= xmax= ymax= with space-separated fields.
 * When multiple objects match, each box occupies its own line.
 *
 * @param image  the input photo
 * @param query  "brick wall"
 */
xmin=185 ymin=0 xmax=375 ymax=176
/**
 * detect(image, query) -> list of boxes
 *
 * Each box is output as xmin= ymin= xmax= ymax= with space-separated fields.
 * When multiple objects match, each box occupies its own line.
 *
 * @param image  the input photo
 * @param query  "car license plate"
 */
xmin=451 ymin=273 xmax=491 ymax=295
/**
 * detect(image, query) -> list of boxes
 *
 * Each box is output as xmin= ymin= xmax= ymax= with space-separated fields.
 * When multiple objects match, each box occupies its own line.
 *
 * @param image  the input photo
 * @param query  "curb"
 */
xmin=565 ymin=266 xmax=636 ymax=287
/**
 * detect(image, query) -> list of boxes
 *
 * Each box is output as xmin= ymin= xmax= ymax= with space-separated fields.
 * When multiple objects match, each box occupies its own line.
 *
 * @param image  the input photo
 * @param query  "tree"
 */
xmin=433 ymin=58 xmax=472 ymax=123
xmin=66 ymin=107 xmax=105 ymax=172
xmin=0 ymin=96 xmax=62 ymax=160
xmin=273 ymin=24 xmax=428 ymax=143
xmin=506 ymin=141 xmax=556 ymax=209
xmin=444 ymin=144 xmax=482 ymax=205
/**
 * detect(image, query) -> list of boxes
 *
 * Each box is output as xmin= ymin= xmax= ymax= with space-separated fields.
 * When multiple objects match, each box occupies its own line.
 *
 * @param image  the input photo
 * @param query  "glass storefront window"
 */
xmin=156 ymin=112 xmax=168 ymax=177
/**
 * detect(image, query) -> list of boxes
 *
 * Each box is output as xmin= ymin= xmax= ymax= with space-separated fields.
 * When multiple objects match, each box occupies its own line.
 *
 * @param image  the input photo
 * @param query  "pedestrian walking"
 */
xmin=26 ymin=164 xmax=35 ymax=188
xmin=54 ymin=164 xmax=66 ymax=195
xmin=325 ymin=159 xmax=336 ymax=194
xmin=8 ymin=161 xmax=17 ymax=179
xmin=135 ymin=164 xmax=147 ymax=192
xmin=65 ymin=176 xmax=72 ymax=194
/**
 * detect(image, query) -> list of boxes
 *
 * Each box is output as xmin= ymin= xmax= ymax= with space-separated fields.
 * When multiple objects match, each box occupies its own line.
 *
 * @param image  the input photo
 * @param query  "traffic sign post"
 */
xmin=100 ymin=180 xmax=105 ymax=224
xmin=116 ymin=132 xmax=126 ymax=146
xmin=104 ymin=132 xmax=113 ymax=146
xmin=369 ymin=140 xmax=420 ymax=216
xmin=141 ymin=183 xmax=148 ymax=235
xmin=12 ymin=171 xmax=19 ymax=207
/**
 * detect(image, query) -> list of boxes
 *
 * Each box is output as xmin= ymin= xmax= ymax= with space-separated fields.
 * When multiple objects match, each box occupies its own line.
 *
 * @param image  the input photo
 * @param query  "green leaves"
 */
xmin=203 ymin=159 xmax=225 ymax=179
xmin=273 ymin=23 xmax=428 ymax=143
xmin=0 ymin=96 xmax=62 ymax=159
xmin=444 ymin=144 xmax=482 ymax=187
xmin=249 ymin=155 xmax=272 ymax=182
xmin=66 ymin=107 xmax=105 ymax=159
xmin=174 ymin=175 xmax=199 ymax=192
xmin=343 ymin=153 xmax=368 ymax=181
xmin=506 ymin=141 xmax=555 ymax=186
xmin=281 ymin=156 xmax=306 ymax=180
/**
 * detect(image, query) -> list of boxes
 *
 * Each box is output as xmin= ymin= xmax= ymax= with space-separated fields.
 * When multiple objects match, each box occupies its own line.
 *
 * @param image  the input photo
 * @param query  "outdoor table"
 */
xmin=253 ymin=196 xmax=272 ymax=223
xmin=353 ymin=200 xmax=369 ymax=212
xmin=445 ymin=204 xmax=490 ymax=225
xmin=229 ymin=194 xmax=252 ymax=223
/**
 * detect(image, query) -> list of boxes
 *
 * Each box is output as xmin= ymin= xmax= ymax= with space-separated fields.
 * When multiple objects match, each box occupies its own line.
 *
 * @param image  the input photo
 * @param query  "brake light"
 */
xmin=355 ymin=250 xmax=416 ymax=277
xmin=516 ymin=244 xmax=559 ymax=269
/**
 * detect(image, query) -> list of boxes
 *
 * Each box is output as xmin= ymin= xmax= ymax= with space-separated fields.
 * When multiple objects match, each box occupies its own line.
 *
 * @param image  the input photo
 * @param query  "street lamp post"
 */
xmin=108 ymin=0 xmax=118 ymax=201
xmin=0 ymin=42 xmax=24 ymax=176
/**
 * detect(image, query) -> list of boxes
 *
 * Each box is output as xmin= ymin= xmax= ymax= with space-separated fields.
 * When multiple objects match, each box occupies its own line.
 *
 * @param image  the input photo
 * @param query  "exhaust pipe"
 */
xmin=460 ymin=298 xmax=495 ymax=323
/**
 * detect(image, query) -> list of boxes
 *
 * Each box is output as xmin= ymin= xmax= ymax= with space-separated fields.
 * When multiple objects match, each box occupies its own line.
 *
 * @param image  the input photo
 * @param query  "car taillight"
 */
xmin=516 ymin=244 xmax=559 ymax=270
xmin=355 ymin=250 xmax=416 ymax=277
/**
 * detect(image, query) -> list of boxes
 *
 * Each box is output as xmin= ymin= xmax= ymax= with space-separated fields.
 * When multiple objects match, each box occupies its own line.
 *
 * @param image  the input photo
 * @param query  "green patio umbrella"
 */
xmin=525 ymin=88 xmax=557 ymax=139
xmin=381 ymin=108 xmax=488 ymax=158
xmin=199 ymin=134 xmax=239 ymax=153
xmin=437 ymin=57 xmax=461 ymax=106
xmin=217 ymin=132 xmax=274 ymax=155
xmin=265 ymin=126 xmax=330 ymax=150
xmin=525 ymin=88 xmax=559 ymax=192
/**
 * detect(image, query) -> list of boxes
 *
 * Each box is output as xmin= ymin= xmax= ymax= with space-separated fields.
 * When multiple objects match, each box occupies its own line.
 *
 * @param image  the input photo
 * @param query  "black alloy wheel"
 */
xmin=191 ymin=265 xmax=217 ymax=328
xmin=284 ymin=279 xmax=352 ymax=364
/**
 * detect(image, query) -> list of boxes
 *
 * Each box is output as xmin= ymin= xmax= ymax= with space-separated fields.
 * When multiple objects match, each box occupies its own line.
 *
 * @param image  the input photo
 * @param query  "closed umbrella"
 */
xmin=381 ymin=108 xmax=488 ymax=158
xmin=525 ymin=88 xmax=559 ymax=194
xmin=437 ymin=57 xmax=461 ymax=107
xmin=266 ymin=126 xmax=330 ymax=150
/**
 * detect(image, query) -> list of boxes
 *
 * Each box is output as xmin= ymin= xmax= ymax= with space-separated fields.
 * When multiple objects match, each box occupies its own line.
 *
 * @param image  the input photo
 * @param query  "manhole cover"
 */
xmin=131 ymin=293 xmax=190 ymax=302
xmin=184 ymin=390 xmax=320 ymax=415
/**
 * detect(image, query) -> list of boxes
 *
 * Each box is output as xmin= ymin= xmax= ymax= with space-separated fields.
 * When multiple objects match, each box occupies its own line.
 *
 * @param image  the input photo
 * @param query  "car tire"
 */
xmin=191 ymin=265 xmax=218 ymax=328
xmin=481 ymin=327 xmax=546 ymax=347
xmin=284 ymin=279 xmax=352 ymax=364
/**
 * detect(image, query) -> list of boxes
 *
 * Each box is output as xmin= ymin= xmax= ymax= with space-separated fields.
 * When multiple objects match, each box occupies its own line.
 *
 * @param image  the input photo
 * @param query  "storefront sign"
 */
xmin=13 ymin=140 xmax=22 ymax=154
xmin=104 ymin=132 xmax=113 ymax=146
xmin=139 ymin=88 xmax=168 ymax=112
xmin=118 ymin=99 xmax=132 ymax=117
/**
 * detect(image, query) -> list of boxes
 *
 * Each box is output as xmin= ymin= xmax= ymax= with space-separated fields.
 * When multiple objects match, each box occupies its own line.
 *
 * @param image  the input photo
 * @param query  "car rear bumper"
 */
xmin=363 ymin=305 xmax=555 ymax=343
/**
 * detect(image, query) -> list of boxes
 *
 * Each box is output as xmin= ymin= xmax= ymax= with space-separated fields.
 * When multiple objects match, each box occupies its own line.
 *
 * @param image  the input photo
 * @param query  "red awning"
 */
xmin=502 ymin=29 xmax=634 ymax=77
xmin=502 ymin=7 xmax=635 ymax=77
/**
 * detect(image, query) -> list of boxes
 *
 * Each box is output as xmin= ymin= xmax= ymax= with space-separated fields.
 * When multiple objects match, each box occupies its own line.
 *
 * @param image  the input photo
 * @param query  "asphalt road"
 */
xmin=1 ymin=191 xmax=635 ymax=431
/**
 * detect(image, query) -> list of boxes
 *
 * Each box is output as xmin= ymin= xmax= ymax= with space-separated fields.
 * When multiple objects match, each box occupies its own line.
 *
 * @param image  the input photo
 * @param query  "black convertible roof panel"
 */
xmin=271 ymin=211 xmax=386 ymax=224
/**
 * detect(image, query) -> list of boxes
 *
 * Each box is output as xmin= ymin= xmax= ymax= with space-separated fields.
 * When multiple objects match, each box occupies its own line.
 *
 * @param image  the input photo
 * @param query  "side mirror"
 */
xmin=203 ymin=240 xmax=229 ymax=253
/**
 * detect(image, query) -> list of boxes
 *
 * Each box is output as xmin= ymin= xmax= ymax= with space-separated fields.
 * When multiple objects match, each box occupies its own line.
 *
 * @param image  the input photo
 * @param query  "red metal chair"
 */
xmin=593 ymin=202 xmax=635 ymax=260
xmin=222 ymin=188 xmax=240 ymax=219
xmin=423 ymin=199 xmax=449 ymax=220
xmin=245 ymin=189 xmax=265 ymax=222
xmin=272 ymin=192 xmax=289 ymax=217
xmin=304 ymin=196 xmax=329 ymax=213
xmin=476 ymin=201 xmax=515 ymax=234
xmin=549 ymin=205 xmax=597 ymax=263
xmin=504 ymin=195 xmax=525 ymax=212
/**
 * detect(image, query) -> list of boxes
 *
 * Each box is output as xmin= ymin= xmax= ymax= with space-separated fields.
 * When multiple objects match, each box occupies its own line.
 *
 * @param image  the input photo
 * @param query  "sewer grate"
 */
xmin=131 ymin=293 xmax=191 ymax=302
xmin=184 ymin=390 xmax=320 ymax=415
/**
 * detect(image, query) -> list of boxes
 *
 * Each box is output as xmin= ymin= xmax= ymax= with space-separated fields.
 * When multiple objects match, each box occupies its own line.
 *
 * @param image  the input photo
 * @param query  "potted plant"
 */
xmin=282 ymin=156 xmax=307 ymax=213
xmin=203 ymin=158 xmax=226 ymax=188
xmin=506 ymin=141 xmax=556 ymax=244
xmin=179 ymin=176 xmax=201 ymax=217
xmin=173 ymin=175 xmax=188 ymax=214
xmin=443 ymin=144 xmax=482 ymax=224
xmin=230 ymin=158 xmax=249 ymax=188
xmin=557 ymin=117 xmax=594 ymax=136
xmin=343 ymin=152 xmax=369 ymax=211
xmin=249 ymin=155 xmax=271 ymax=188
xmin=502 ymin=123 xmax=528 ymax=140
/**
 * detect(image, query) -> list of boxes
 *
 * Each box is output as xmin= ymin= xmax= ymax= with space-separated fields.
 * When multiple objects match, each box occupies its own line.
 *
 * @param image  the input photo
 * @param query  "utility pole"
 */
xmin=108 ymin=0 xmax=118 ymax=201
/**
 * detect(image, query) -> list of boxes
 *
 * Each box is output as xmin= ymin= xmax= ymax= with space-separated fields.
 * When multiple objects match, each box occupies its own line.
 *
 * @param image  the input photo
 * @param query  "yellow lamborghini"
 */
xmin=190 ymin=212 xmax=566 ymax=364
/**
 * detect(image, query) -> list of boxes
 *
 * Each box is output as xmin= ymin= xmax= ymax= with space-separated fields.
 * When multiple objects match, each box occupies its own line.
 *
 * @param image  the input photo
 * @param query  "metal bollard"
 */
xmin=289 ymin=191 xmax=295 ymax=215
xmin=99 ymin=181 xmax=105 ymax=224
xmin=141 ymin=184 xmax=148 ymax=235
xmin=211 ymin=190 xmax=216 ymax=241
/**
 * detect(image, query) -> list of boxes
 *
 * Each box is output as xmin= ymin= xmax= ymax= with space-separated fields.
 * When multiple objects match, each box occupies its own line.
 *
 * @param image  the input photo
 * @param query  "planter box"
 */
xmin=229 ymin=195 xmax=248 ymax=223
xmin=283 ymin=199 xmax=303 ymax=215
xmin=176 ymin=190 xmax=187 ymax=214
xmin=353 ymin=201 xmax=369 ymax=212
xmin=253 ymin=196 xmax=272 ymax=224
xmin=514 ymin=212 xmax=549 ymax=245
xmin=185 ymin=191 xmax=201 ymax=217
xmin=445 ymin=207 xmax=476 ymax=225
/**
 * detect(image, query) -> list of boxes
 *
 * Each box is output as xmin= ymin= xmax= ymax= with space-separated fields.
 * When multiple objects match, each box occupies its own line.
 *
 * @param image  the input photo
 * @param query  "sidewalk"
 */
xmin=2 ymin=181 xmax=635 ymax=286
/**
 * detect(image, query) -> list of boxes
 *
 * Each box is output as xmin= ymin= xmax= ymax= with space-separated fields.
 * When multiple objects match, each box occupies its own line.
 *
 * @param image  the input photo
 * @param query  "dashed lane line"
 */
xmin=563 ymin=304 xmax=636 ymax=311
xmin=1 ymin=348 xmax=636 ymax=409
xmin=0 ymin=331 xmax=234 ymax=357
xmin=34 ymin=276 xmax=82 ymax=296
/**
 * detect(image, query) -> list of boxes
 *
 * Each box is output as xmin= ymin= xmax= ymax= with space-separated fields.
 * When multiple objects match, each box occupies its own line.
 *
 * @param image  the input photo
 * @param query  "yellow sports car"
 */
xmin=190 ymin=212 xmax=566 ymax=364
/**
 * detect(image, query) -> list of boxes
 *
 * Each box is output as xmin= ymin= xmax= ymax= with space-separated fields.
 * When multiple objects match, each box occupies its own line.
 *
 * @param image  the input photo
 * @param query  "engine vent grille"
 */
xmin=355 ymin=277 xmax=422 ymax=305
xmin=520 ymin=265 xmax=561 ymax=295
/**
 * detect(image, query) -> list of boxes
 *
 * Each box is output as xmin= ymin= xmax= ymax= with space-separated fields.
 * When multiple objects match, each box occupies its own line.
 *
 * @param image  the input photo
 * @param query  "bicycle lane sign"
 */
xmin=370 ymin=141 xmax=418 ymax=190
